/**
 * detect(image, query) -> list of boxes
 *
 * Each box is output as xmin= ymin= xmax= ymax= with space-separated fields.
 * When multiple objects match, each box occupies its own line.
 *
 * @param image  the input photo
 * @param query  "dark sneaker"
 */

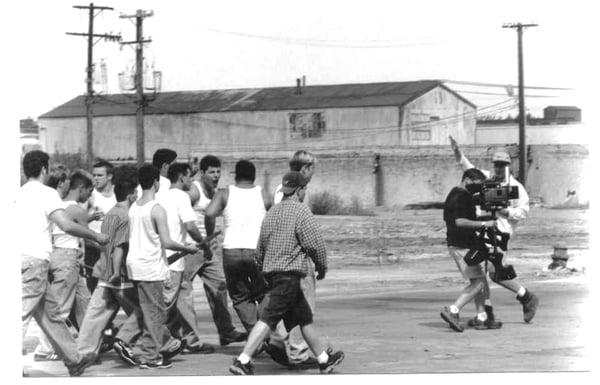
xmin=265 ymin=343 xmax=291 ymax=367
xmin=182 ymin=343 xmax=215 ymax=354
xmin=518 ymin=291 xmax=539 ymax=323
xmin=68 ymin=353 xmax=96 ymax=377
xmin=113 ymin=339 xmax=137 ymax=366
xmin=474 ymin=318 xmax=503 ymax=330
xmin=290 ymin=356 xmax=319 ymax=370
xmin=34 ymin=352 xmax=60 ymax=361
xmin=318 ymin=350 xmax=345 ymax=374
xmin=229 ymin=358 xmax=254 ymax=375
xmin=161 ymin=339 xmax=184 ymax=361
xmin=219 ymin=330 xmax=248 ymax=346
xmin=440 ymin=307 xmax=463 ymax=332
xmin=139 ymin=359 xmax=172 ymax=369
xmin=467 ymin=316 xmax=484 ymax=328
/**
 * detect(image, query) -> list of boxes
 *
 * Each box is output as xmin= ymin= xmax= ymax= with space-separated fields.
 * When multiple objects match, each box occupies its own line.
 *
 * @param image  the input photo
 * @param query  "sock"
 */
xmin=317 ymin=351 xmax=329 ymax=364
xmin=517 ymin=287 xmax=526 ymax=298
xmin=477 ymin=312 xmax=488 ymax=321
xmin=238 ymin=353 xmax=251 ymax=364
xmin=449 ymin=305 xmax=459 ymax=314
xmin=484 ymin=299 xmax=492 ymax=307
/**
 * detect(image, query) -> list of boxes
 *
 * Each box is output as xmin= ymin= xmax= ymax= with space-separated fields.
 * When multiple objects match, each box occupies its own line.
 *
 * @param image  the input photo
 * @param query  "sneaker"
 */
xmin=467 ymin=316 xmax=484 ymax=328
xmin=219 ymin=330 xmax=248 ymax=346
xmin=265 ymin=343 xmax=291 ymax=368
xmin=161 ymin=339 xmax=184 ymax=361
xmin=440 ymin=307 xmax=463 ymax=332
xmin=289 ymin=356 xmax=319 ymax=370
xmin=113 ymin=339 xmax=137 ymax=366
xmin=33 ymin=352 xmax=60 ymax=361
xmin=474 ymin=318 xmax=503 ymax=330
xmin=318 ymin=350 xmax=345 ymax=374
xmin=182 ymin=343 xmax=215 ymax=354
xmin=518 ymin=291 xmax=539 ymax=323
xmin=68 ymin=353 xmax=96 ymax=377
xmin=139 ymin=359 xmax=172 ymax=369
xmin=229 ymin=358 xmax=254 ymax=375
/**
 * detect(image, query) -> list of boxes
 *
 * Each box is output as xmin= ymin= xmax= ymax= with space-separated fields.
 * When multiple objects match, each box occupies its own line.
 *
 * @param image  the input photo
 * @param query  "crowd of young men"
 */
xmin=20 ymin=148 xmax=343 ymax=376
xmin=20 ymin=140 xmax=540 ymax=376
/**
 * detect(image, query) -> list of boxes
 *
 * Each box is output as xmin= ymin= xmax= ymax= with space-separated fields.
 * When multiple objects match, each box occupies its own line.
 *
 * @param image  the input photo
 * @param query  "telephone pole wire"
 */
xmin=67 ymin=3 xmax=121 ymax=164
xmin=502 ymin=22 xmax=538 ymax=187
xmin=120 ymin=10 xmax=153 ymax=166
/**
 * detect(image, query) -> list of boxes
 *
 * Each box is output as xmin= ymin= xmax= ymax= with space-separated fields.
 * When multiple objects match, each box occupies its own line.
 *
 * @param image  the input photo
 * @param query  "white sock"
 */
xmin=484 ymin=299 xmax=492 ymax=307
xmin=238 ymin=353 xmax=251 ymax=364
xmin=317 ymin=351 xmax=329 ymax=364
xmin=517 ymin=287 xmax=526 ymax=297
xmin=477 ymin=312 xmax=488 ymax=321
xmin=449 ymin=305 xmax=459 ymax=314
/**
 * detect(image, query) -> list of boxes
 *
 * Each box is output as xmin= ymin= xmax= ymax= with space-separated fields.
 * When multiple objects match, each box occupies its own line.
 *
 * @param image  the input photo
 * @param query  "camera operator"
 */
xmin=441 ymin=168 xmax=502 ymax=332
xmin=449 ymin=136 xmax=539 ymax=323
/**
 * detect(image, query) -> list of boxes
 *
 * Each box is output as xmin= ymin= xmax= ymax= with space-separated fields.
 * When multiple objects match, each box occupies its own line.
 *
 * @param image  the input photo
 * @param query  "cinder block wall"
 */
xmin=213 ymin=144 xmax=588 ymax=208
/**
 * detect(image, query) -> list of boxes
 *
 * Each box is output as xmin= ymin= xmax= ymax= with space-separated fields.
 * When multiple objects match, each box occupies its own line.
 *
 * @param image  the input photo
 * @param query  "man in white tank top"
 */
xmin=85 ymin=160 xmax=117 ymax=293
xmin=124 ymin=164 xmax=199 ymax=369
xmin=206 ymin=160 xmax=272 ymax=334
xmin=267 ymin=150 xmax=320 ymax=369
xmin=181 ymin=155 xmax=248 ymax=347
xmin=33 ymin=170 xmax=95 ymax=361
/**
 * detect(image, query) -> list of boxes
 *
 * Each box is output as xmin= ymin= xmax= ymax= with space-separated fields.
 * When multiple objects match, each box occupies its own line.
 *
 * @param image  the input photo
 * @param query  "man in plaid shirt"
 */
xmin=229 ymin=171 xmax=344 ymax=375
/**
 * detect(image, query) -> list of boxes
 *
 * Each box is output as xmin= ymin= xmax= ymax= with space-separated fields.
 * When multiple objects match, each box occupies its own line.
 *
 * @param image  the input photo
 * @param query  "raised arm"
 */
xmin=449 ymin=135 xmax=475 ymax=171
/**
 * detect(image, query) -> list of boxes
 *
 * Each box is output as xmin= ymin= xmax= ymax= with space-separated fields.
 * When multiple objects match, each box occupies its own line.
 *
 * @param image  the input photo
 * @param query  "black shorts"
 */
xmin=259 ymin=273 xmax=313 ymax=331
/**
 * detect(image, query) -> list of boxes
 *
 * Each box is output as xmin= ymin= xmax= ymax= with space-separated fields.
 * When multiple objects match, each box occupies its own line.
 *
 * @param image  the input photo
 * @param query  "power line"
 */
xmin=442 ymin=79 xmax=572 ymax=91
xmin=66 ymin=3 xmax=121 ymax=163
xmin=199 ymin=27 xmax=442 ymax=49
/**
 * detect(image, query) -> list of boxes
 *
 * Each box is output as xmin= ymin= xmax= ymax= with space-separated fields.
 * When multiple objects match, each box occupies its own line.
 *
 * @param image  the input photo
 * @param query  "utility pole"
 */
xmin=502 ymin=22 xmax=538 ymax=187
xmin=67 ymin=3 xmax=121 ymax=164
xmin=120 ymin=10 xmax=153 ymax=166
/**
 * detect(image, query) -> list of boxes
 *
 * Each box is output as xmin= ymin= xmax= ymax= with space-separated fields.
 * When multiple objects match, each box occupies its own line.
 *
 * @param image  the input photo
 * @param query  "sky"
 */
xmin=6 ymin=0 xmax=598 ymax=120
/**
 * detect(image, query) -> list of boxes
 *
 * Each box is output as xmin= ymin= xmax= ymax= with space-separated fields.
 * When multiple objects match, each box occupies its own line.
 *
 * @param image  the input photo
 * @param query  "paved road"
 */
xmin=23 ymin=271 xmax=590 ymax=377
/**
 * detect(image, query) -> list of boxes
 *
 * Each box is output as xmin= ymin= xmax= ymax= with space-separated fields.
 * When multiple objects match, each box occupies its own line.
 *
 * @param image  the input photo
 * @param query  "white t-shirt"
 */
xmin=18 ymin=181 xmax=65 ymax=261
xmin=158 ymin=188 xmax=196 ymax=271
xmin=222 ymin=185 xmax=266 ymax=249
xmin=192 ymin=180 xmax=211 ymax=237
xmin=52 ymin=200 xmax=81 ymax=249
xmin=126 ymin=200 xmax=169 ymax=281
xmin=89 ymin=189 xmax=116 ymax=233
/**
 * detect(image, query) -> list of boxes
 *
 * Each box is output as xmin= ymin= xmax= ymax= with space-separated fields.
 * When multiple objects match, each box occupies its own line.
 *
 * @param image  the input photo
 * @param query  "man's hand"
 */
xmin=95 ymin=233 xmax=109 ymax=245
xmin=90 ymin=209 xmax=105 ymax=222
xmin=186 ymin=245 xmax=200 ymax=255
xmin=483 ymin=220 xmax=497 ymax=228
xmin=316 ymin=269 xmax=326 ymax=280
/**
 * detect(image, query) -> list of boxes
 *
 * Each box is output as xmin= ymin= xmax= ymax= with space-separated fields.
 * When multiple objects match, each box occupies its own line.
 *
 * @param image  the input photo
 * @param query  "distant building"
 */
xmin=20 ymin=118 xmax=39 ymax=137
xmin=543 ymin=106 xmax=581 ymax=124
xmin=38 ymin=80 xmax=476 ymax=160
xmin=19 ymin=118 xmax=41 ymax=154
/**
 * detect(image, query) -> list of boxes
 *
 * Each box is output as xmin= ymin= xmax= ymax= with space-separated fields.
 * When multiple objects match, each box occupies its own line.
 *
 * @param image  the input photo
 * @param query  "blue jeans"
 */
xmin=124 ymin=281 xmax=178 ymax=363
xmin=222 ymin=248 xmax=263 ymax=333
xmin=175 ymin=249 xmax=237 ymax=346
xmin=77 ymin=285 xmax=141 ymax=357
xmin=34 ymin=248 xmax=90 ymax=356
xmin=22 ymin=256 xmax=81 ymax=369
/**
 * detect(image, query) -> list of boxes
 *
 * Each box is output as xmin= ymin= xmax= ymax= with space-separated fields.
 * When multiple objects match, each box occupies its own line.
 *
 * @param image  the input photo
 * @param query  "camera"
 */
xmin=465 ymin=179 xmax=519 ymax=211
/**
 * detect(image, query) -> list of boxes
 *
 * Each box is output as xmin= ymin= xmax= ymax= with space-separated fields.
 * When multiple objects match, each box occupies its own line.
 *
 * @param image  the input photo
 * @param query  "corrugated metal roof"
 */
xmin=39 ymin=80 xmax=475 ymax=119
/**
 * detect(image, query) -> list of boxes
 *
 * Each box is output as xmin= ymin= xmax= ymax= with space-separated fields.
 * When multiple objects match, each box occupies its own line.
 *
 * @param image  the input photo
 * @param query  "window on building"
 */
xmin=289 ymin=112 xmax=326 ymax=139
xmin=430 ymin=116 xmax=440 ymax=121
xmin=411 ymin=129 xmax=431 ymax=141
